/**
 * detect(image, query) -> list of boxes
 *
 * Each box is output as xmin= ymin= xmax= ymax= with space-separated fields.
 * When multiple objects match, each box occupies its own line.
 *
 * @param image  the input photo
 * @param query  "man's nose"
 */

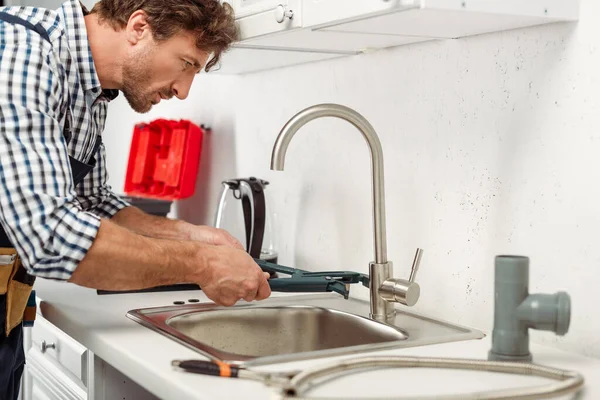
xmin=171 ymin=74 xmax=194 ymax=100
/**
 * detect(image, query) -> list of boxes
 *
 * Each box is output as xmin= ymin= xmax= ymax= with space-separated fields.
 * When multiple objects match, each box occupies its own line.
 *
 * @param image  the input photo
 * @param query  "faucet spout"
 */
xmin=270 ymin=104 xmax=422 ymax=321
xmin=271 ymin=104 xmax=388 ymax=264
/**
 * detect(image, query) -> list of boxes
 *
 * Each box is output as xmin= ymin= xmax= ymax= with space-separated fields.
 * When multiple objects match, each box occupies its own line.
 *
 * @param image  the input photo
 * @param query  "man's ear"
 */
xmin=125 ymin=10 xmax=152 ymax=45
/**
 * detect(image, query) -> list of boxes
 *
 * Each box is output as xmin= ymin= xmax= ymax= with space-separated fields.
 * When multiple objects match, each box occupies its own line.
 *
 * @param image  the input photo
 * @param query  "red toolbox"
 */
xmin=124 ymin=119 xmax=203 ymax=200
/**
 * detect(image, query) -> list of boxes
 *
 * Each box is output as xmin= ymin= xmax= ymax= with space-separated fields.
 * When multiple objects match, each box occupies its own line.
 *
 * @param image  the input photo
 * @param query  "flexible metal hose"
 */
xmin=282 ymin=356 xmax=585 ymax=400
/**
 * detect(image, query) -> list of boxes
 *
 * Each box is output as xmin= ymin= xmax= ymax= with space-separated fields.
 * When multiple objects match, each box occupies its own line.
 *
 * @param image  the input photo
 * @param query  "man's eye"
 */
xmin=183 ymin=60 xmax=193 ymax=69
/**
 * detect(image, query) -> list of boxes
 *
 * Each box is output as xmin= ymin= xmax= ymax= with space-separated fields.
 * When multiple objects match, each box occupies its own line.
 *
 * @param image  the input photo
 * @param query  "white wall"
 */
xmin=104 ymin=0 xmax=600 ymax=358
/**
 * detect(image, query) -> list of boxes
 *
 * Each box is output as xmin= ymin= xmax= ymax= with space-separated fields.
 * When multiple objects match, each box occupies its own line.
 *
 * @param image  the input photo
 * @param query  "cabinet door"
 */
xmin=27 ymin=348 xmax=86 ymax=400
xmin=30 ymin=317 xmax=88 ymax=386
xmin=233 ymin=0 xmax=302 ymax=41
xmin=241 ymin=0 xmax=427 ymax=53
xmin=231 ymin=0 xmax=298 ymax=18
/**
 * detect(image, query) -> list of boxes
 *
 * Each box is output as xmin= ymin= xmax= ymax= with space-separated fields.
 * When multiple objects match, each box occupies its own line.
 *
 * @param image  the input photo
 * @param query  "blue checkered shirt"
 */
xmin=0 ymin=0 xmax=129 ymax=280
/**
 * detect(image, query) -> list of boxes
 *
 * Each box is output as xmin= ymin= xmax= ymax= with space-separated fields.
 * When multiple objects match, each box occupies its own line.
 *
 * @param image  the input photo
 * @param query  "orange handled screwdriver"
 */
xmin=172 ymin=359 xmax=299 ymax=387
xmin=172 ymin=360 xmax=241 ymax=378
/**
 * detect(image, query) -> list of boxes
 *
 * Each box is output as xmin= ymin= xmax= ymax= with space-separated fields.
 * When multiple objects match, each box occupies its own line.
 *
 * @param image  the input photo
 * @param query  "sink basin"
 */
xmin=168 ymin=306 xmax=407 ymax=359
xmin=127 ymin=294 xmax=485 ymax=366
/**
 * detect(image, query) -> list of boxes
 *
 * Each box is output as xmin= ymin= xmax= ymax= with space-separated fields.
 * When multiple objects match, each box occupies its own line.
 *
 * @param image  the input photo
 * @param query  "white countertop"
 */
xmin=33 ymin=279 xmax=600 ymax=400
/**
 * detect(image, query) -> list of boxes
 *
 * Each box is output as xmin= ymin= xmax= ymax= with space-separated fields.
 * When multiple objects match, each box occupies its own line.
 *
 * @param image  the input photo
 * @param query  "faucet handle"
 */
xmin=379 ymin=248 xmax=424 ymax=307
xmin=409 ymin=248 xmax=424 ymax=283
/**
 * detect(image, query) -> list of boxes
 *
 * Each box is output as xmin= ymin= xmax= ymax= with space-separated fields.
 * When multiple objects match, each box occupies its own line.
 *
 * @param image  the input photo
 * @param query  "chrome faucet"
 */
xmin=270 ymin=103 xmax=423 ymax=321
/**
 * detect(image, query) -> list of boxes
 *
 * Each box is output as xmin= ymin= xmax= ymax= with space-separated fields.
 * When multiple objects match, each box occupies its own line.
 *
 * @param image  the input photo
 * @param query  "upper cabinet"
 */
xmin=303 ymin=0 xmax=579 ymax=39
xmin=215 ymin=0 xmax=580 ymax=74
xmin=230 ymin=0 xmax=302 ymax=40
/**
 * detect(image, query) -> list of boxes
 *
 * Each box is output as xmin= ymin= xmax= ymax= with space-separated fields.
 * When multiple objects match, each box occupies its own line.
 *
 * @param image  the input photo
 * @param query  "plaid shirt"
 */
xmin=0 ymin=0 xmax=129 ymax=280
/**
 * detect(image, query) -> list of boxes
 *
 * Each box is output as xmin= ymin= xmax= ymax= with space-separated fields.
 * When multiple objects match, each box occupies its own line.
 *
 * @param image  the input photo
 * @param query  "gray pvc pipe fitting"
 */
xmin=488 ymin=256 xmax=571 ymax=362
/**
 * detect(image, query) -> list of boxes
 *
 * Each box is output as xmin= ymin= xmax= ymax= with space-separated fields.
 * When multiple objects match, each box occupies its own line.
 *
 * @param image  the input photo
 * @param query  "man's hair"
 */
xmin=90 ymin=0 xmax=238 ymax=72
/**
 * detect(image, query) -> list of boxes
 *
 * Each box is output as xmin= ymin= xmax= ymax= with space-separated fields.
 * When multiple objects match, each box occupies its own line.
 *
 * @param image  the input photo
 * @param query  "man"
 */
xmin=0 ymin=0 xmax=271 ymax=398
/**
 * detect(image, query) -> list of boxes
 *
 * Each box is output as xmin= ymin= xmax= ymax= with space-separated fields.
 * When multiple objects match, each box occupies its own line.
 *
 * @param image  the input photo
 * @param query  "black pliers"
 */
xmin=254 ymin=258 xmax=370 ymax=299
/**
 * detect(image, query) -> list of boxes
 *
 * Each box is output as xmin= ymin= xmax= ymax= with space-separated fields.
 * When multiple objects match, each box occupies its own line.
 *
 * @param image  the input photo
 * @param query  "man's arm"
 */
xmin=112 ymin=206 xmax=191 ymax=239
xmin=68 ymin=218 xmax=270 ymax=306
xmin=110 ymin=206 xmax=244 ymax=248
xmin=74 ymin=143 xmax=242 ymax=248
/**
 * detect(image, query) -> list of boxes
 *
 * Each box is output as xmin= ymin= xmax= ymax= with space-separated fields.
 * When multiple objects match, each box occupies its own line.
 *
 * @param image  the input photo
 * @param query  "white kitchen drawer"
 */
xmin=235 ymin=0 xmax=301 ymax=41
xmin=27 ymin=348 xmax=86 ymax=400
xmin=30 ymin=316 xmax=88 ymax=386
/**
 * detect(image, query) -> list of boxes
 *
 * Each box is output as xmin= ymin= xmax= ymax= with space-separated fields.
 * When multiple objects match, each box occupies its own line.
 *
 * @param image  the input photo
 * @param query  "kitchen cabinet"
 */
xmin=217 ymin=0 xmax=351 ymax=74
xmin=303 ymin=0 xmax=579 ymax=40
xmin=22 ymin=317 xmax=88 ymax=400
xmin=22 ymin=315 xmax=158 ymax=400
xmin=27 ymin=348 xmax=87 ymax=400
xmin=215 ymin=0 xmax=336 ymax=74
xmin=216 ymin=0 xmax=580 ymax=74
xmin=232 ymin=0 xmax=301 ymax=40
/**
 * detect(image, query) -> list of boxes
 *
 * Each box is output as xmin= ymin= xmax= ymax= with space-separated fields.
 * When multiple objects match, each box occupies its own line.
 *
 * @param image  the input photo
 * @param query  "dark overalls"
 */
xmin=0 ymin=12 xmax=103 ymax=399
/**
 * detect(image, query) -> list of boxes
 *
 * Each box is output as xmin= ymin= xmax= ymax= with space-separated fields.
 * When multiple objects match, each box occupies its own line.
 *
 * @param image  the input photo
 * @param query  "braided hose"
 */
xmin=282 ymin=356 xmax=585 ymax=400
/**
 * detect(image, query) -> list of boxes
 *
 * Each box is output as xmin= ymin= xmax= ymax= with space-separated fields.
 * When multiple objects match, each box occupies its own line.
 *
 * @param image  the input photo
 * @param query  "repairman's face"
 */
xmin=121 ymin=11 xmax=209 ymax=113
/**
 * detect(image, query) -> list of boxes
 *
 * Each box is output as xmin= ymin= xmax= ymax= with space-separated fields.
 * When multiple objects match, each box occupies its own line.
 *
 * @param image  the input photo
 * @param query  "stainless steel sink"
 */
xmin=127 ymin=294 xmax=485 ymax=366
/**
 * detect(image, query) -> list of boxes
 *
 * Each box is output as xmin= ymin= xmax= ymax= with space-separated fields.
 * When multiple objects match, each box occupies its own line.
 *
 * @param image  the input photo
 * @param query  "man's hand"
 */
xmin=187 ymin=226 xmax=244 ymax=250
xmin=195 ymin=245 xmax=271 ymax=306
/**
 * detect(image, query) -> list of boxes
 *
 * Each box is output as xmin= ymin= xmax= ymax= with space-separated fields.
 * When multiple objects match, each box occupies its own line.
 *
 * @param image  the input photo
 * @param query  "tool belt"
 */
xmin=0 ymin=248 xmax=36 ymax=337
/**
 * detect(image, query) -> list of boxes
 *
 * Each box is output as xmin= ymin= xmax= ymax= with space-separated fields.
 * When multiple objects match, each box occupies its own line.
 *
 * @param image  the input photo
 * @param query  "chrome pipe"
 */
xmin=283 ymin=356 xmax=585 ymax=400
